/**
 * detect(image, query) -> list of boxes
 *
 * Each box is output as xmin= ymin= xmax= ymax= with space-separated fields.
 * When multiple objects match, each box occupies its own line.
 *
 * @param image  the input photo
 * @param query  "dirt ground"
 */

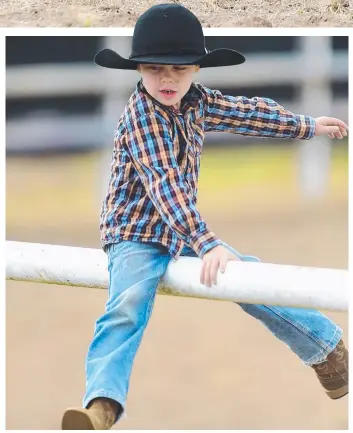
xmin=6 ymin=152 xmax=348 ymax=429
xmin=1 ymin=0 xmax=352 ymax=27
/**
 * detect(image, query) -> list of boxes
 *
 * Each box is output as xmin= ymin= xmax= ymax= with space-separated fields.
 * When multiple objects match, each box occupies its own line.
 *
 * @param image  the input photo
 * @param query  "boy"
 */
xmin=62 ymin=4 xmax=348 ymax=430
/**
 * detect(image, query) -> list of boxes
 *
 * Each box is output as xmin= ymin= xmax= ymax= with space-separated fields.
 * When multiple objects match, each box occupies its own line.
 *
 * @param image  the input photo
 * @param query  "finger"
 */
xmin=210 ymin=258 xmax=220 ymax=286
xmin=204 ymin=261 xmax=211 ymax=287
xmin=334 ymin=128 xmax=344 ymax=139
xmin=328 ymin=133 xmax=335 ymax=139
xmin=219 ymin=256 xmax=228 ymax=274
xmin=220 ymin=254 xmax=240 ymax=275
xmin=200 ymin=260 xmax=207 ymax=285
xmin=325 ymin=125 xmax=341 ymax=135
xmin=335 ymin=119 xmax=348 ymax=130
xmin=340 ymin=126 xmax=348 ymax=137
xmin=206 ymin=259 xmax=215 ymax=287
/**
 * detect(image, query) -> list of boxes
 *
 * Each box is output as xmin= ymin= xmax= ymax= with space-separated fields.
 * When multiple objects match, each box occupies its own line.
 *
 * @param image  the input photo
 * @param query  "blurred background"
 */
xmin=6 ymin=36 xmax=348 ymax=430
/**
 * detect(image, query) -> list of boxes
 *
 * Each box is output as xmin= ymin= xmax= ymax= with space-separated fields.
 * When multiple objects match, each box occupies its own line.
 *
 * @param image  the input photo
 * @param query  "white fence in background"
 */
xmin=6 ymin=241 xmax=349 ymax=312
xmin=6 ymin=36 xmax=348 ymax=198
xmin=6 ymin=37 xmax=348 ymax=147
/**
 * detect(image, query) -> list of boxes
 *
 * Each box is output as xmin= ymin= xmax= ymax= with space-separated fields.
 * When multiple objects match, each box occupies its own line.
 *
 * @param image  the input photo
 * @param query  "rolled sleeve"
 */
xmin=293 ymin=114 xmax=316 ymax=139
xmin=190 ymin=228 xmax=223 ymax=258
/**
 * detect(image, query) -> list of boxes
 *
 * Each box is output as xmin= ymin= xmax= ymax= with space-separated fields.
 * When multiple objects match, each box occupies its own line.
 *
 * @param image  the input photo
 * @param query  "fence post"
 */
xmin=297 ymin=36 xmax=332 ymax=199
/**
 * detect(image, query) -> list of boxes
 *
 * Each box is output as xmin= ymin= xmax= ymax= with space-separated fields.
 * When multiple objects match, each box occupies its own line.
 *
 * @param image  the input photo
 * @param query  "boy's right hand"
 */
xmin=200 ymin=245 xmax=240 ymax=287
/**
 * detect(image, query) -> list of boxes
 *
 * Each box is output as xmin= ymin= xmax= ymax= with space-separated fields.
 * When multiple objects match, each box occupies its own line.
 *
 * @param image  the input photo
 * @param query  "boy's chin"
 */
xmin=163 ymin=101 xmax=180 ymax=107
xmin=154 ymin=95 xmax=181 ymax=107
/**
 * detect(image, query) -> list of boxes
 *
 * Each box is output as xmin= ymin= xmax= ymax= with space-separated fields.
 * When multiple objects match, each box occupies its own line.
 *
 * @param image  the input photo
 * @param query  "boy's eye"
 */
xmin=145 ymin=65 xmax=188 ymax=72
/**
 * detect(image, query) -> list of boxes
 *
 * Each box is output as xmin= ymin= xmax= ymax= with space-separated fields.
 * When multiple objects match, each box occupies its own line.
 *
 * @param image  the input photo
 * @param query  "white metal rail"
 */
xmin=6 ymin=241 xmax=349 ymax=312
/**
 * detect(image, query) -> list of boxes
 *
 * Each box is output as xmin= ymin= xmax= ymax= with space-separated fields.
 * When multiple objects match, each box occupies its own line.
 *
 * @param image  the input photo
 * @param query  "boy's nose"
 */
xmin=161 ymin=75 xmax=173 ymax=83
xmin=161 ymin=68 xmax=173 ymax=81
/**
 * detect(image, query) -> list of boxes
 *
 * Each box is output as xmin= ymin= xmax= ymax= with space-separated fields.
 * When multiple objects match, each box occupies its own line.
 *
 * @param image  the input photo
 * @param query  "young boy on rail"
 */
xmin=62 ymin=4 xmax=349 ymax=430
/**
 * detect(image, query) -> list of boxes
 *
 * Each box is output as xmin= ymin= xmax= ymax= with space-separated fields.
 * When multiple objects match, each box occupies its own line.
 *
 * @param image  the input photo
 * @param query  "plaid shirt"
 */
xmin=101 ymin=80 xmax=315 ymax=259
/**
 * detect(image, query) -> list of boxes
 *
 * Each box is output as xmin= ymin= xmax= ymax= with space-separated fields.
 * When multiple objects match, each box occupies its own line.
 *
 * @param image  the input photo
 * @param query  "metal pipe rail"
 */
xmin=5 ymin=241 xmax=349 ymax=312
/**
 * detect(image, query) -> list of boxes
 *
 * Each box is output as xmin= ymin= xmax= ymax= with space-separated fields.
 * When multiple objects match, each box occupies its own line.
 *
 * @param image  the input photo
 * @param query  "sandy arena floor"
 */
xmin=6 ymin=152 xmax=348 ymax=429
xmin=1 ymin=0 xmax=352 ymax=27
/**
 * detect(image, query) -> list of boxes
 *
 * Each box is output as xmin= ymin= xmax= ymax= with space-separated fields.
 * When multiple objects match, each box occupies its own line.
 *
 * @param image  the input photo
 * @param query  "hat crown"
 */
xmin=130 ymin=4 xmax=206 ymax=59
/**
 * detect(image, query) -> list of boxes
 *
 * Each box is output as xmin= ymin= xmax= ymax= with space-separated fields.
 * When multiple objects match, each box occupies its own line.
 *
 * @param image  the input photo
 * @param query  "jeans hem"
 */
xmin=83 ymin=390 xmax=127 ymax=423
xmin=303 ymin=327 xmax=343 ymax=366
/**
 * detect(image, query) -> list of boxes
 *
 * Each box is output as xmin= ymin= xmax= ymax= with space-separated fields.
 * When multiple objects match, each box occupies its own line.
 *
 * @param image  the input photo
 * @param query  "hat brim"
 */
xmin=94 ymin=48 xmax=245 ymax=70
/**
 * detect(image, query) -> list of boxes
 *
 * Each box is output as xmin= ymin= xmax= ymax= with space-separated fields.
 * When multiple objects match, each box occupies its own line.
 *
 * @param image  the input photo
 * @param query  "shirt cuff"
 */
xmin=294 ymin=115 xmax=316 ymax=139
xmin=190 ymin=229 xmax=222 ymax=258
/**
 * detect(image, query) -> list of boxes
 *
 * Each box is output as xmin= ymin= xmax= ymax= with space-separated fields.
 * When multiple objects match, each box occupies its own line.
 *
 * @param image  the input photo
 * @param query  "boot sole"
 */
xmin=326 ymin=384 xmax=348 ymax=400
xmin=61 ymin=408 xmax=95 ymax=430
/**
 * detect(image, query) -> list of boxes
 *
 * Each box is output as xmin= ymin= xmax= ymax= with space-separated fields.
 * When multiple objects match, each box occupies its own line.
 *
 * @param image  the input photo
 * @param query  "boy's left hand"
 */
xmin=315 ymin=117 xmax=348 ymax=140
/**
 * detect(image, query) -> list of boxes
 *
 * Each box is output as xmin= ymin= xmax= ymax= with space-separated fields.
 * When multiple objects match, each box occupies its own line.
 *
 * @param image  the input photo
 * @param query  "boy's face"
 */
xmin=138 ymin=64 xmax=199 ymax=108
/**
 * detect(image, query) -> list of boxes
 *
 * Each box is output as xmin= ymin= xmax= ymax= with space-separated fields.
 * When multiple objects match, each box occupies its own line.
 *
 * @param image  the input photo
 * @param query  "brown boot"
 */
xmin=61 ymin=397 xmax=121 ymax=430
xmin=311 ymin=339 xmax=348 ymax=400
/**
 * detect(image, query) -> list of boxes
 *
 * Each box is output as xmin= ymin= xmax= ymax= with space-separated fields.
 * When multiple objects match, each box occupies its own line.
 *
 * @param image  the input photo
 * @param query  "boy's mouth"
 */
xmin=159 ymin=89 xmax=177 ymax=99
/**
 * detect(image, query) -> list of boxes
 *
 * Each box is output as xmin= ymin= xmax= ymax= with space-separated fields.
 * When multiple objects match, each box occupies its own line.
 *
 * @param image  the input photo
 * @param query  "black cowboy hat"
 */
xmin=94 ymin=4 xmax=245 ymax=70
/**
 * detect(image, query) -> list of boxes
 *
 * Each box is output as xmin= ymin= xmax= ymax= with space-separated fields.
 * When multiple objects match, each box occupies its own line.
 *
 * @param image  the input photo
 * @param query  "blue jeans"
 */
xmin=83 ymin=241 xmax=343 ymax=419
